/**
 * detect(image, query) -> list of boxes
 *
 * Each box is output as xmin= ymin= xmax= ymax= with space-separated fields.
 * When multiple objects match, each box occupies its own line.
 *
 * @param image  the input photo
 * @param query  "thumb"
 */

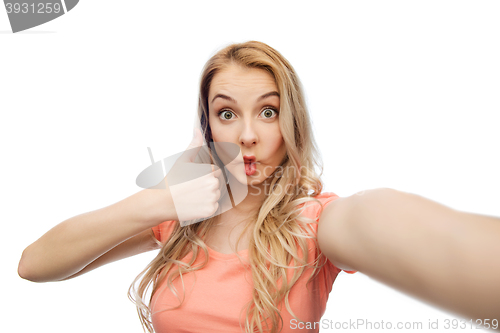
xmin=178 ymin=127 xmax=205 ymax=163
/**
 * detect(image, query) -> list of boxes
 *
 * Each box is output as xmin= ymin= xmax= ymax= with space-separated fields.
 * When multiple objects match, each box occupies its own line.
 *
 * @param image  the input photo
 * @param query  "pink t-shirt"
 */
xmin=150 ymin=192 xmax=356 ymax=333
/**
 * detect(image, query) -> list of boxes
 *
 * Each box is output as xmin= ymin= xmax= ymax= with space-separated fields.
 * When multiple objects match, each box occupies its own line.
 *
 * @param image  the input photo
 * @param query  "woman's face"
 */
xmin=208 ymin=64 xmax=287 ymax=187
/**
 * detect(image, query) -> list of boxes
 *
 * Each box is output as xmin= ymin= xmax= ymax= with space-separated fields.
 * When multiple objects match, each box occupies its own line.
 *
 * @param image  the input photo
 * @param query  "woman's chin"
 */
xmin=233 ymin=173 xmax=259 ymax=186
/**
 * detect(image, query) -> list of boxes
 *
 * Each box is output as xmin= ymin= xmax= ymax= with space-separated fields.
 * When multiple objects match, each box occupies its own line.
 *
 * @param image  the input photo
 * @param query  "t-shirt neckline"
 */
xmin=205 ymin=244 xmax=249 ymax=261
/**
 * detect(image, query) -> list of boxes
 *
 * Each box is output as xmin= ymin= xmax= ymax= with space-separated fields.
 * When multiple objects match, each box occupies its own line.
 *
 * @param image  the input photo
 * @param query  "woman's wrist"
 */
xmin=134 ymin=187 xmax=178 ymax=228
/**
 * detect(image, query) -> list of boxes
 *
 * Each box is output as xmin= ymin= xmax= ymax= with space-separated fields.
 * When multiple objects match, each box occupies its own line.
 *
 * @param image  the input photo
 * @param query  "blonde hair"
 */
xmin=128 ymin=41 xmax=330 ymax=333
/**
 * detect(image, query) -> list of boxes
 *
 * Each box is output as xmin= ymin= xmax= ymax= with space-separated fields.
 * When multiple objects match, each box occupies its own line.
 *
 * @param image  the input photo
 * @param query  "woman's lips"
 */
xmin=244 ymin=162 xmax=257 ymax=176
xmin=243 ymin=155 xmax=256 ymax=164
xmin=242 ymin=155 xmax=257 ymax=176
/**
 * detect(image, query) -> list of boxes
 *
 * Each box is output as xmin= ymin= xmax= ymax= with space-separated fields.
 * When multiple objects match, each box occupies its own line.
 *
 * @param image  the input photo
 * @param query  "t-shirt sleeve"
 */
xmin=151 ymin=220 xmax=177 ymax=244
xmin=319 ymin=193 xmax=357 ymax=275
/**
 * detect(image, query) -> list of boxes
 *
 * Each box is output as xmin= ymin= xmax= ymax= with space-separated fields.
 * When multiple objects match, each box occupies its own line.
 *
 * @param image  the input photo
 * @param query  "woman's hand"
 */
xmin=165 ymin=128 xmax=223 ymax=226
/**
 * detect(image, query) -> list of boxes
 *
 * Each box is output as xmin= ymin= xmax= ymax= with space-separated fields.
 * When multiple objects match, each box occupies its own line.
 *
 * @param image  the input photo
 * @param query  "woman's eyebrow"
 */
xmin=211 ymin=94 xmax=237 ymax=104
xmin=211 ymin=91 xmax=280 ymax=105
xmin=257 ymin=91 xmax=280 ymax=101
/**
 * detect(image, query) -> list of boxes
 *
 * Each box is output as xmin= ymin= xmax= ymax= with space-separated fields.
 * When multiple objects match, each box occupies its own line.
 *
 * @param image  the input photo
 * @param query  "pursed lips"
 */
xmin=243 ymin=155 xmax=256 ymax=164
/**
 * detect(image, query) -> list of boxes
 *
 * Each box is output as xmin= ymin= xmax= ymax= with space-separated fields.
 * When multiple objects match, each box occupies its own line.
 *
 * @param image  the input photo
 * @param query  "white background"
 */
xmin=1 ymin=1 xmax=499 ymax=332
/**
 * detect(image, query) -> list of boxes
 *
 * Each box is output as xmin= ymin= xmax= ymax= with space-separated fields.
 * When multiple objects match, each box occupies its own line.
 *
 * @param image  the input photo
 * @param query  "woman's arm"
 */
xmin=19 ymin=132 xmax=224 ymax=283
xmin=318 ymin=188 xmax=500 ymax=323
xmin=18 ymin=188 xmax=175 ymax=283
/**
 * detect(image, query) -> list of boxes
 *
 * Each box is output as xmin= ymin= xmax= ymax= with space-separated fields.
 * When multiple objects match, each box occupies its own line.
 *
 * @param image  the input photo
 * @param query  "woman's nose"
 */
xmin=239 ymin=121 xmax=258 ymax=147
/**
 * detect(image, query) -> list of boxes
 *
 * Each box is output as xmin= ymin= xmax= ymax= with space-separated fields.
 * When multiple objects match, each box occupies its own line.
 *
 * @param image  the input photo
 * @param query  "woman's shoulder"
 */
xmin=313 ymin=191 xmax=340 ymax=203
xmin=298 ymin=191 xmax=340 ymax=218
xmin=152 ymin=220 xmax=177 ymax=243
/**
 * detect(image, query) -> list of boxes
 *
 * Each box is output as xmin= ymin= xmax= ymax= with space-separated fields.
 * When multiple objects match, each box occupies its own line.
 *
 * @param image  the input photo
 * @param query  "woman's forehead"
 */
xmin=209 ymin=65 xmax=278 ymax=97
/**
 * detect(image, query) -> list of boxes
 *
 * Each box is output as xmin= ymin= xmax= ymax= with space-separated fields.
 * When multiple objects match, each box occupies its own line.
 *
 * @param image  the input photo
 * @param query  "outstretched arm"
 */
xmin=318 ymin=188 xmax=500 ymax=326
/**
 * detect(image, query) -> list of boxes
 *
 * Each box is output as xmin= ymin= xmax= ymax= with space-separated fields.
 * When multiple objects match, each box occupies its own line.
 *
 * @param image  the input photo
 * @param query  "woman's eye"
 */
xmin=261 ymin=108 xmax=278 ymax=119
xmin=218 ymin=108 xmax=278 ymax=120
xmin=219 ymin=110 xmax=234 ymax=120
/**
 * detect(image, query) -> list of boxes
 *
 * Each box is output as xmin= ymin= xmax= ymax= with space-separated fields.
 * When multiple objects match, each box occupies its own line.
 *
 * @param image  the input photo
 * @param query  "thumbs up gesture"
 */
xmin=136 ymin=128 xmax=248 ymax=227
xmin=166 ymin=128 xmax=224 ymax=226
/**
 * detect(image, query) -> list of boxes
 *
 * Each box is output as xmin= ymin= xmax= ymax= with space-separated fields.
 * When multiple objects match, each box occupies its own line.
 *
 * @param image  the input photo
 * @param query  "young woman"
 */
xmin=18 ymin=41 xmax=500 ymax=333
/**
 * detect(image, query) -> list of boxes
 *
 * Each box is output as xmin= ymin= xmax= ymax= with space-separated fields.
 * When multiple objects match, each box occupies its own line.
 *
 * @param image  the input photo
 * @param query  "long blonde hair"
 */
xmin=128 ymin=41 xmax=330 ymax=333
